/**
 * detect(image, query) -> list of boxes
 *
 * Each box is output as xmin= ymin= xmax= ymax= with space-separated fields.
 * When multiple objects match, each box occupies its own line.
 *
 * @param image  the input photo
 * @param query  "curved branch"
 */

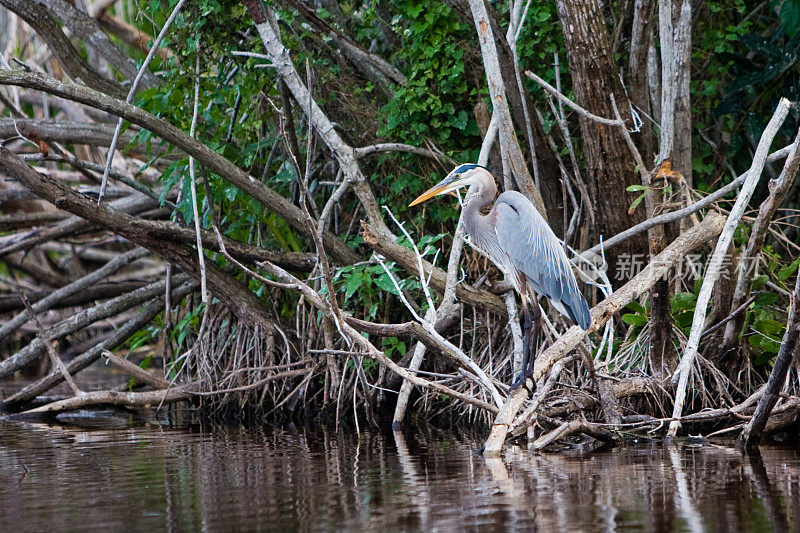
xmin=582 ymin=142 xmax=796 ymax=256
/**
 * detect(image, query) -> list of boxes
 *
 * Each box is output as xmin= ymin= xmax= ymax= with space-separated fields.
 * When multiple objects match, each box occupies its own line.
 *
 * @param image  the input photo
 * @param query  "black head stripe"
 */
xmin=453 ymin=163 xmax=488 ymax=174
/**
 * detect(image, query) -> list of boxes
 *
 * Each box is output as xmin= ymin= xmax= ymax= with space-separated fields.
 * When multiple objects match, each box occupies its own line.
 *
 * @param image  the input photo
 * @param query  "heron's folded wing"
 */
xmin=495 ymin=194 xmax=590 ymax=329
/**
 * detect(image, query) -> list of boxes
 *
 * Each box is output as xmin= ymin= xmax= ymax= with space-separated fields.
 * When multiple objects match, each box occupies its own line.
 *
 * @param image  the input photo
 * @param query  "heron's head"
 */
xmin=409 ymin=164 xmax=489 ymax=207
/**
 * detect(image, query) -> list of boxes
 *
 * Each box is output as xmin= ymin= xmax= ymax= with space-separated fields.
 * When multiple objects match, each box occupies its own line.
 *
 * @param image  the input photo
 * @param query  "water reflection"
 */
xmin=0 ymin=421 xmax=797 ymax=531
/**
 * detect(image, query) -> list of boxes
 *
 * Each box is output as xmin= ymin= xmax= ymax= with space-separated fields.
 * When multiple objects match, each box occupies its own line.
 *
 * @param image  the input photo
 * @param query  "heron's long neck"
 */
xmin=463 ymin=180 xmax=497 ymax=250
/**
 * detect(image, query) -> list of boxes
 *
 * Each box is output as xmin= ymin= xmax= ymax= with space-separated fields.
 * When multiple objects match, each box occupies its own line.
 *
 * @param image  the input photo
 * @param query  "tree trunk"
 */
xmin=672 ymin=0 xmax=692 ymax=188
xmin=556 ymin=0 xmax=648 ymax=285
xmin=628 ymin=0 xmax=655 ymax=164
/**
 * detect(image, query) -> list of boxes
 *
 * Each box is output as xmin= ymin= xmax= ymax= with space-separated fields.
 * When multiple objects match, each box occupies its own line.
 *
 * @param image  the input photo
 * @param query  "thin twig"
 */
xmin=187 ymin=53 xmax=208 ymax=304
xmin=524 ymin=70 xmax=624 ymax=126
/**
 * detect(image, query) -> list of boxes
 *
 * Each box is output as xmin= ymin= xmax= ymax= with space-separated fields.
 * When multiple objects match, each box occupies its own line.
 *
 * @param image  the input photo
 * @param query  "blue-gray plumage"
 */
xmin=410 ymin=164 xmax=590 ymax=387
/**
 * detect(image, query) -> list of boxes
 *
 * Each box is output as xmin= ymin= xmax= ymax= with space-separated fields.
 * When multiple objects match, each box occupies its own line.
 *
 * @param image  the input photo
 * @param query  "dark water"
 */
xmin=0 ymin=420 xmax=798 ymax=532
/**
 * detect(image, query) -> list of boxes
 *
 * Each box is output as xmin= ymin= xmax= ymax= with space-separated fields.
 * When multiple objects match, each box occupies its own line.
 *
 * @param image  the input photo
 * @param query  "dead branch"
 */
xmin=277 ymin=0 xmax=406 ymax=91
xmin=33 ymin=0 xmax=159 ymax=89
xmin=0 ymin=274 xmax=190 ymax=379
xmin=0 ymin=247 xmax=148 ymax=341
xmin=0 ymin=210 xmax=66 ymax=229
xmin=669 ymin=98 xmax=791 ymax=438
xmin=95 ymin=12 xmax=175 ymax=61
xmin=582 ymin=142 xmax=797 ymax=256
xmin=16 ymin=383 xmax=200 ymax=415
xmin=0 ymin=118 xmax=142 ymax=148
xmin=12 ymin=279 xmax=81 ymax=395
xmin=524 ymin=70 xmax=624 ymax=126
xmin=102 ymin=350 xmax=170 ymax=390
xmin=361 ymin=222 xmax=507 ymax=317
xmin=466 ymin=0 xmax=546 ymax=217
xmin=0 ymin=146 xmax=280 ymax=334
xmin=531 ymin=417 xmax=617 ymax=451
xmin=721 ymin=127 xmax=800 ymax=357
xmin=0 ymin=279 xmax=197 ymax=411
xmin=353 ymin=143 xmax=456 ymax=165
xmin=0 ymin=193 xmax=156 ymax=258
xmin=0 ymin=0 xmax=125 ymax=97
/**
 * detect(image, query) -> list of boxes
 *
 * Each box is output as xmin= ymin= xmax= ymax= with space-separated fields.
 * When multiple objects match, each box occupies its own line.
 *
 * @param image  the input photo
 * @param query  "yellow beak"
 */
xmin=409 ymin=174 xmax=462 ymax=207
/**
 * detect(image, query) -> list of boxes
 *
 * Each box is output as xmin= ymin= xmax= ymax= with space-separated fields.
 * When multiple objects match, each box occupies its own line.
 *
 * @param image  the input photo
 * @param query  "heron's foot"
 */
xmin=509 ymin=373 xmax=536 ymax=394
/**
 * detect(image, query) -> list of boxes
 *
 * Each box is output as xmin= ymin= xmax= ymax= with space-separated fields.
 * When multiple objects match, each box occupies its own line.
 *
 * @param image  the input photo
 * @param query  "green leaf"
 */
xmin=344 ymin=272 xmax=364 ymax=300
xmin=450 ymin=110 xmax=468 ymax=129
xmin=626 ymin=301 xmax=646 ymax=314
xmin=777 ymin=259 xmax=799 ymax=282
xmin=407 ymin=2 xmax=423 ymax=19
xmin=628 ymin=191 xmax=647 ymax=213
xmin=780 ymin=0 xmax=800 ymax=37
xmin=626 ymin=184 xmax=649 ymax=192
xmin=374 ymin=274 xmax=400 ymax=295
xmin=753 ymin=318 xmax=784 ymax=336
xmin=223 ymin=185 xmax=239 ymax=202
xmin=752 ymin=274 xmax=769 ymax=290
xmin=671 ymin=292 xmax=697 ymax=311
xmin=754 ymin=292 xmax=779 ymax=307
xmin=622 ymin=313 xmax=647 ymax=327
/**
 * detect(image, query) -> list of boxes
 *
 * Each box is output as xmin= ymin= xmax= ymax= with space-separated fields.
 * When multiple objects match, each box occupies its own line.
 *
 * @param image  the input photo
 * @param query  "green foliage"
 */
xmin=378 ymin=0 xmax=477 ymax=148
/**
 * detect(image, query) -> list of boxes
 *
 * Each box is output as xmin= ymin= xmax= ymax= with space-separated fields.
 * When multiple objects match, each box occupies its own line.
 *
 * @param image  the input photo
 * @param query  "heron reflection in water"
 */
xmin=410 ymin=163 xmax=590 ymax=389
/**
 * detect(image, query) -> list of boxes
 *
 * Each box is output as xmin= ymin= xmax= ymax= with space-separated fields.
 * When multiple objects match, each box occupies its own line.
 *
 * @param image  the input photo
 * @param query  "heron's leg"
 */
xmin=511 ymin=297 xmax=532 ymax=389
xmin=511 ymin=280 xmax=534 ymax=391
xmin=526 ymin=289 xmax=542 ymax=380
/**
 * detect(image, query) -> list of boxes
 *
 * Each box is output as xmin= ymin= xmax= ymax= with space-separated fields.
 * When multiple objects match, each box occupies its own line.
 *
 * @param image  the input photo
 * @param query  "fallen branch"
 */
xmin=0 ymin=147 xmax=279 ymax=334
xmin=12 ymin=280 xmax=81 ymax=396
xmin=0 ymin=247 xmax=148 ymax=342
xmin=102 ymin=350 xmax=170 ymax=390
xmin=0 ymin=274 xmax=190 ymax=379
xmin=531 ymin=417 xmax=616 ymax=451
xmin=15 ymin=383 xmax=200 ymax=415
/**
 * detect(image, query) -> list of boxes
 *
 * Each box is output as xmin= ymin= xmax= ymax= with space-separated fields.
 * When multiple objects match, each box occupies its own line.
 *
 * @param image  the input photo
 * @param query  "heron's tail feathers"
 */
xmin=552 ymin=289 xmax=591 ymax=331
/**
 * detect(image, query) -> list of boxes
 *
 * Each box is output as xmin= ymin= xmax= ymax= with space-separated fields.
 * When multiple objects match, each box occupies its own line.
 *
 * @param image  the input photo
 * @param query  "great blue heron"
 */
xmin=410 ymin=163 xmax=590 ymax=389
